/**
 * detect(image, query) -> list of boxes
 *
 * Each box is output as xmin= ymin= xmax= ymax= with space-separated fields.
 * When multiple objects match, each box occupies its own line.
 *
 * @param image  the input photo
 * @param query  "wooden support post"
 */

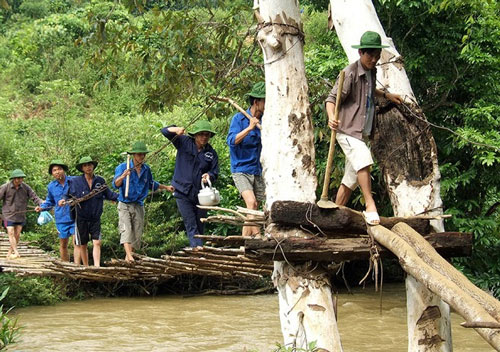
xmin=257 ymin=0 xmax=343 ymax=349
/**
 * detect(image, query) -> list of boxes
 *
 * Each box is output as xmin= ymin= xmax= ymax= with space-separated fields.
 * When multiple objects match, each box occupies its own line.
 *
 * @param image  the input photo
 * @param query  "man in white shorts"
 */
xmin=325 ymin=31 xmax=403 ymax=225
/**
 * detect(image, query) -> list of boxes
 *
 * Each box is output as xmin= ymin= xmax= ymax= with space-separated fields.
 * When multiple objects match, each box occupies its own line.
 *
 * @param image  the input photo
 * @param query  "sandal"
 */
xmin=363 ymin=211 xmax=380 ymax=226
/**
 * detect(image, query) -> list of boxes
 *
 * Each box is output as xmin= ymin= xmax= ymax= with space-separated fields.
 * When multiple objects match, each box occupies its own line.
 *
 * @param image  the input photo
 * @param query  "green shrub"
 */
xmin=0 ymin=275 xmax=66 ymax=308
xmin=19 ymin=0 xmax=49 ymax=19
xmin=0 ymin=288 xmax=21 ymax=350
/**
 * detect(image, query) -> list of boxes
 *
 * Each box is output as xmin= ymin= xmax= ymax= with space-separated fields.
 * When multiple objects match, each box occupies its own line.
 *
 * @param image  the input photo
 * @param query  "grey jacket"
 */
xmin=325 ymin=60 xmax=377 ymax=140
xmin=0 ymin=181 xmax=43 ymax=222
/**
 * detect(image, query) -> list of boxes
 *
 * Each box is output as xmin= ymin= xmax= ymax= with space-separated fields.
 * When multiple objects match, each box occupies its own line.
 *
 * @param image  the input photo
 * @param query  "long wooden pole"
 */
xmin=319 ymin=70 xmax=345 ymax=205
xmin=125 ymin=154 xmax=130 ymax=198
xmin=210 ymin=96 xmax=262 ymax=130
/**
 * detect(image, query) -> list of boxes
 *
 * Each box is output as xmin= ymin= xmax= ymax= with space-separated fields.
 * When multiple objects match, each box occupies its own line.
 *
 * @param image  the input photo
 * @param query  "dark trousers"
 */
xmin=174 ymin=192 xmax=207 ymax=247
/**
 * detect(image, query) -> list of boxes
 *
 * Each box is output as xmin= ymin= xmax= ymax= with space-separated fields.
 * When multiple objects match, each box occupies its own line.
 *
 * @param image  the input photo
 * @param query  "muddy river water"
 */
xmin=11 ymin=284 xmax=491 ymax=351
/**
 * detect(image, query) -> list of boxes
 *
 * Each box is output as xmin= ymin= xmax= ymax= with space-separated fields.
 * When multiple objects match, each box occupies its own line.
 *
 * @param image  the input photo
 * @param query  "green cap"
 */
xmin=10 ymin=169 xmax=26 ymax=179
xmin=188 ymin=120 xmax=216 ymax=137
xmin=246 ymin=82 xmax=266 ymax=99
xmin=48 ymin=159 xmax=68 ymax=175
xmin=128 ymin=141 xmax=150 ymax=154
xmin=351 ymin=31 xmax=389 ymax=49
xmin=76 ymin=156 xmax=98 ymax=172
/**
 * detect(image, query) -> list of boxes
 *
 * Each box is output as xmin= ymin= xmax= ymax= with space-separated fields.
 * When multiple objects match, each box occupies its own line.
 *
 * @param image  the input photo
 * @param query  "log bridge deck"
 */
xmin=0 ymin=202 xmax=472 ymax=283
xmin=0 ymin=235 xmax=273 ymax=283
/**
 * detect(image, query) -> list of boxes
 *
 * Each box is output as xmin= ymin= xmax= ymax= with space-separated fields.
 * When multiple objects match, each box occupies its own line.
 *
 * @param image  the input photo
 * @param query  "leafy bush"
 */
xmin=0 ymin=288 xmax=21 ymax=350
xmin=0 ymin=275 xmax=66 ymax=308
xmin=19 ymin=0 xmax=50 ymax=19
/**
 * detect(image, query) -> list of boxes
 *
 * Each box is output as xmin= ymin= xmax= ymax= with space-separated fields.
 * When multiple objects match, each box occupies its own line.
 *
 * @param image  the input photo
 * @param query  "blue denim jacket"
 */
xmin=65 ymin=175 xmax=118 ymax=221
xmin=226 ymin=108 xmax=262 ymax=175
xmin=113 ymin=162 xmax=159 ymax=205
xmin=161 ymin=126 xmax=219 ymax=198
xmin=40 ymin=176 xmax=74 ymax=223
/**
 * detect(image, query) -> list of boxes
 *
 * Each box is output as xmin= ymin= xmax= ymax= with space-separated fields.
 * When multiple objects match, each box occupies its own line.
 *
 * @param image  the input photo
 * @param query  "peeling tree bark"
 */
xmin=256 ymin=0 xmax=343 ymax=350
xmin=329 ymin=0 xmax=451 ymax=351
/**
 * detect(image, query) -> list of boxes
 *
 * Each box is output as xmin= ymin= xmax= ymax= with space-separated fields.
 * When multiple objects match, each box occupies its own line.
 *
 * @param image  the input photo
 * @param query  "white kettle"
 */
xmin=197 ymin=178 xmax=221 ymax=206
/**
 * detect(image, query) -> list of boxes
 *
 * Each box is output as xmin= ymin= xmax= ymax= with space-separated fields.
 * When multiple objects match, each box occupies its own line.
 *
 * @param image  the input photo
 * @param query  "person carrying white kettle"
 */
xmin=161 ymin=120 xmax=219 ymax=248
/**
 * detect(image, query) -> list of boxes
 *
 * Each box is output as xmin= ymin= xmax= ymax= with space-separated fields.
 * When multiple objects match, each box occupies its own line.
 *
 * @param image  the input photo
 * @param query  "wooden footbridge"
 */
xmin=0 ymin=234 xmax=274 ymax=283
xmin=0 ymin=203 xmax=471 ymax=284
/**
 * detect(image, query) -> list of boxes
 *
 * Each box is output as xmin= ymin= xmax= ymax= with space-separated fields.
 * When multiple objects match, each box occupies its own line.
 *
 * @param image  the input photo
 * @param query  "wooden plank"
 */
xmin=270 ymin=201 xmax=431 ymax=235
xmin=244 ymin=232 xmax=471 ymax=262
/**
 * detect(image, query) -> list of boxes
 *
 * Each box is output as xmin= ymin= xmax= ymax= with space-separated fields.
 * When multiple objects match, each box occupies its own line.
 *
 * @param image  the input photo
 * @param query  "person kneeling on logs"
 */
xmin=113 ymin=141 xmax=173 ymax=262
xmin=59 ymin=156 xmax=118 ymax=267
xmin=161 ymin=121 xmax=219 ymax=248
xmin=325 ymin=31 xmax=403 ymax=225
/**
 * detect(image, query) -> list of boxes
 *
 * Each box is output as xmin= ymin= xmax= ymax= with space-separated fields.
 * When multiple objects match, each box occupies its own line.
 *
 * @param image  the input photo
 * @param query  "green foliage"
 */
xmin=0 ymin=287 xmax=21 ymax=350
xmin=19 ymin=0 xmax=49 ymax=19
xmin=273 ymin=341 xmax=319 ymax=352
xmin=375 ymin=0 xmax=500 ymax=294
xmin=83 ymin=0 xmax=261 ymax=111
xmin=0 ymin=275 xmax=67 ymax=308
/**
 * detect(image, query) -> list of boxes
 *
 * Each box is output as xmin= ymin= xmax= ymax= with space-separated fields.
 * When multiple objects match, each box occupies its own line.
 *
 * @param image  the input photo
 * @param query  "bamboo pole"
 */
xmin=210 ymin=96 xmax=262 ymax=130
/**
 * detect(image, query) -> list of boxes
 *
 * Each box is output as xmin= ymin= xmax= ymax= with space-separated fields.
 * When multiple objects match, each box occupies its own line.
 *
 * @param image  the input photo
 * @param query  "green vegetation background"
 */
xmin=0 ymin=0 xmax=499 ymax=306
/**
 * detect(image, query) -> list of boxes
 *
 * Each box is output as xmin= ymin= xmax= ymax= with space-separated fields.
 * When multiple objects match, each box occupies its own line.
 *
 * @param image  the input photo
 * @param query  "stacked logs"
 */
xmin=0 ymin=233 xmax=272 ymax=283
xmin=0 ymin=236 xmax=61 ymax=277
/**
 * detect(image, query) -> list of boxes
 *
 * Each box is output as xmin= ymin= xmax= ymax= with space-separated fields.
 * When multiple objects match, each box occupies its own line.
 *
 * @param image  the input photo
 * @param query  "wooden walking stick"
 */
xmin=125 ymin=153 xmax=130 ymax=198
xmin=210 ymin=96 xmax=262 ymax=130
xmin=317 ymin=70 xmax=345 ymax=209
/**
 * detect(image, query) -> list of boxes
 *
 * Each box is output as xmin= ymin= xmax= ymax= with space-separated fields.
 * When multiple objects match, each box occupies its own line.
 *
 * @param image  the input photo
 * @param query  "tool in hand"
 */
xmin=317 ymin=70 xmax=345 ymax=209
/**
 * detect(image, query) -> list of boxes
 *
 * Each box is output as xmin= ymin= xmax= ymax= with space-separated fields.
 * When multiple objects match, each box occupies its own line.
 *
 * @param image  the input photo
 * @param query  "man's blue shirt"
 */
xmin=65 ymin=175 xmax=118 ymax=221
xmin=226 ymin=109 xmax=262 ymax=175
xmin=161 ymin=126 xmax=219 ymax=198
xmin=113 ymin=161 xmax=159 ymax=205
xmin=40 ymin=176 xmax=73 ymax=224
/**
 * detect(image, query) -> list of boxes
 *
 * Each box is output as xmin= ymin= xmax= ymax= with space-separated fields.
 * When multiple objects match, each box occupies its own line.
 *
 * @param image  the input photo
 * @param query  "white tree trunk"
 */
xmin=256 ymin=0 xmax=343 ymax=350
xmin=329 ymin=1 xmax=452 ymax=351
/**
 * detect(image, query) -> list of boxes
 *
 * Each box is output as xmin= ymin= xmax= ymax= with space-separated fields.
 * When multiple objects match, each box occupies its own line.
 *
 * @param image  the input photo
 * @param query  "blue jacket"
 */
xmin=65 ymin=175 xmax=118 ymax=221
xmin=113 ymin=161 xmax=159 ymax=205
xmin=161 ymin=126 xmax=219 ymax=198
xmin=40 ymin=176 xmax=74 ymax=224
xmin=226 ymin=108 xmax=262 ymax=175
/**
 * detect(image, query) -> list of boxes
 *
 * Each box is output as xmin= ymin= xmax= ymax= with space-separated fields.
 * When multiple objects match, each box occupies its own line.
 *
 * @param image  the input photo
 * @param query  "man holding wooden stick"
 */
xmin=113 ymin=141 xmax=173 ymax=262
xmin=60 ymin=156 xmax=118 ymax=266
xmin=325 ymin=31 xmax=403 ymax=225
xmin=227 ymin=82 xmax=266 ymax=237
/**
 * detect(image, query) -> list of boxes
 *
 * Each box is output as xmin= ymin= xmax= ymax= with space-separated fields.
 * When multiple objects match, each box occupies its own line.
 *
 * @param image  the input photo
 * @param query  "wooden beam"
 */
xmin=269 ymin=201 xmax=432 ymax=236
xmin=244 ymin=232 xmax=471 ymax=262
